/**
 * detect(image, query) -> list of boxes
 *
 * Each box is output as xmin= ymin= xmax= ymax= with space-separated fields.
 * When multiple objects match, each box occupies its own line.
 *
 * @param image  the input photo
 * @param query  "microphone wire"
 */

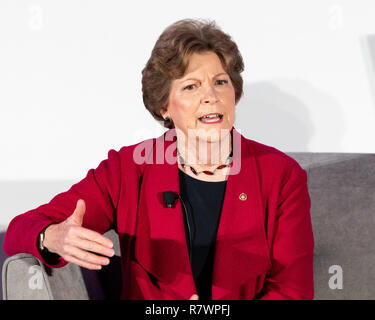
xmin=178 ymin=194 xmax=193 ymax=267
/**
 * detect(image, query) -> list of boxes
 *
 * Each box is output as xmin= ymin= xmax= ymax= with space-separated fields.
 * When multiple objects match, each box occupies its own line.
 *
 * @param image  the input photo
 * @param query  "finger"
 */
xmin=66 ymin=245 xmax=111 ymax=266
xmin=77 ymin=227 xmax=114 ymax=248
xmin=63 ymin=254 xmax=102 ymax=270
xmin=189 ymin=294 xmax=199 ymax=300
xmin=69 ymin=199 xmax=86 ymax=226
xmin=70 ymin=238 xmax=115 ymax=258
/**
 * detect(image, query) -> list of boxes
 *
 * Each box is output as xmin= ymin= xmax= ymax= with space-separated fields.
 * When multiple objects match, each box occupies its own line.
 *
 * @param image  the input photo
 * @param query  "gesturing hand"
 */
xmin=42 ymin=199 xmax=115 ymax=270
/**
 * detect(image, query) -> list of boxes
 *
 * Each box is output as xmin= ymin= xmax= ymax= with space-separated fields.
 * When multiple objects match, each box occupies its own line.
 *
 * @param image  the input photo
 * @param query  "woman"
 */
xmin=3 ymin=19 xmax=314 ymax=300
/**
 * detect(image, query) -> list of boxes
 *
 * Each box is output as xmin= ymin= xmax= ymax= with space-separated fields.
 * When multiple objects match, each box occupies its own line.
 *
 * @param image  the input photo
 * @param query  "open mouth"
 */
xmin=198 ymin=113 xmax=223 ymax=124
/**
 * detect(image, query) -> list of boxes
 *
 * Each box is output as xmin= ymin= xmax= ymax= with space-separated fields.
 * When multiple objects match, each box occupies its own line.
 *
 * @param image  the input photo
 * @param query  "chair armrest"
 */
xmin=2 ymin=229 xmax=119 ymax=300
xmin=2 ymin=253 xmax=96 ymax=300
xmin=2 ymin=253 xmax=53 ymax=300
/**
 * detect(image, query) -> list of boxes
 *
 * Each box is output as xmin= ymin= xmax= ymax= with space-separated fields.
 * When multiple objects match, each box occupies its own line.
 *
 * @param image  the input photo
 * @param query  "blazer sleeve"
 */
xmin=3 ymin=149 xmax=122 ymax=269
xmin=259 ymin=164 xmax=314 ymax=300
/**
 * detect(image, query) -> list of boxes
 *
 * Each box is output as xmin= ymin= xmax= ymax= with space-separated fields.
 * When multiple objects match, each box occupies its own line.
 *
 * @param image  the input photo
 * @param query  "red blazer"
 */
xmin=3 ymin=128 xmax=314 ymax=300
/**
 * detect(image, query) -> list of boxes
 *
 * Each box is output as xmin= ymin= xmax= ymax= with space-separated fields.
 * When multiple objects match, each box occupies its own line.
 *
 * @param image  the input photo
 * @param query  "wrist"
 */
xmin=40 ymin=224 xmax=57 ymax=253
xmin=38 ymin=224 xmax=61 ymax=265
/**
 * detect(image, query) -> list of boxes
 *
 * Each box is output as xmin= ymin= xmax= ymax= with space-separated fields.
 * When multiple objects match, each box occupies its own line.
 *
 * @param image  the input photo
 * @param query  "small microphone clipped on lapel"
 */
xmin=162 ymin=190 xmax=193 ymax=263
xmin=163 ymin=191 xmax=178 ymax=208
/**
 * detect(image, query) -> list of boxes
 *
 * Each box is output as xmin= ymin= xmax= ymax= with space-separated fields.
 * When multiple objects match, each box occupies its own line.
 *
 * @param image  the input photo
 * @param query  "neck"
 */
xmin=176 ymin=129 xmax=232 ymax=170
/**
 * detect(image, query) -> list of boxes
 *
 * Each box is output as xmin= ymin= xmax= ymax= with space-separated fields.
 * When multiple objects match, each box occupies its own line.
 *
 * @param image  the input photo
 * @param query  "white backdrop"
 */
xmin=1 ymin=0 xmax=375 ymax=183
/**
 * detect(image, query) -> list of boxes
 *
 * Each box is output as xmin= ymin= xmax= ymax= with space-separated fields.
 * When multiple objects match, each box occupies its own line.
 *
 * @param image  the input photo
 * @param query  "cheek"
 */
xmin=228 ymin=85 xmax=236 ymax=103
xmin=225 ymin=90 xmax=235 ymax=107
xmin=219 ymin=85 xmax=235 ymax=108
xmin=224 ymin=89 xmax=236 ymax=117
xmin=170 ymin=95 xmax=190 ymax=111
xmin=169 ymin=96 xmax=197 ymax=124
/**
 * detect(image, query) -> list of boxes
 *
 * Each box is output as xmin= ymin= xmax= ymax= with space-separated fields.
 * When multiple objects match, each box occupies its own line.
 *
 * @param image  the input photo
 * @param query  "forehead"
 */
xmin=183 ymin=51 xmax=226 ymax=76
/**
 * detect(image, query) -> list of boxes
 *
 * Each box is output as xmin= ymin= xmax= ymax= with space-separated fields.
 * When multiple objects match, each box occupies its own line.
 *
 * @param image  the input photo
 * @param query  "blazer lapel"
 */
xmin=134 ymin=129 xmax=197 ymax=299
xmin=211 ymin=128 xmax=272 ymax=299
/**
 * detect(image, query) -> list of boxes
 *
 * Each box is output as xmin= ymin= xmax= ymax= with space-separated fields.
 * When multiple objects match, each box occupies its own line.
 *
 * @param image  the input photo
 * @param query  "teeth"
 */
xmin=204 ymin=114 xmax=219 ymax=118
xmin=200 ymin=113 xmax=221 ymax=119
xmin=199 ymin=114 xmax=222 ymax=122
xmin=202 ymin=118 xmax=219 ymax=122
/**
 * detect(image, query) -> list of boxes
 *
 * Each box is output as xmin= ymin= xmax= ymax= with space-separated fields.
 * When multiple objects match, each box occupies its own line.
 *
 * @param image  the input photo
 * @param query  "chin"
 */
xmin=195 ymin=125 xmax=232 ymax=144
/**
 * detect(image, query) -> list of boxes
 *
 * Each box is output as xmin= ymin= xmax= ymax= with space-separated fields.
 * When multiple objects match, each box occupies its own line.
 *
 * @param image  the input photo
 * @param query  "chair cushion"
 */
xmin=289 ymin=153 xmax=375 ymax=299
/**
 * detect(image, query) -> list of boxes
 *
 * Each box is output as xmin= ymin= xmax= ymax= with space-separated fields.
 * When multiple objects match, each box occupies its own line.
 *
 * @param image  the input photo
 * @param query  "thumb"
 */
xmin=69 ymin=199 xmax=86 ymax=225
xmin=189 ymin=294 xmax=199 ymax=300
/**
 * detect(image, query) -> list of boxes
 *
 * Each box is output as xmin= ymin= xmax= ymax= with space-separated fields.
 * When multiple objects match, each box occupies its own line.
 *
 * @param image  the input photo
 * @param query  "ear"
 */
xmin=160 ymin=108 xmax=169 ymax=120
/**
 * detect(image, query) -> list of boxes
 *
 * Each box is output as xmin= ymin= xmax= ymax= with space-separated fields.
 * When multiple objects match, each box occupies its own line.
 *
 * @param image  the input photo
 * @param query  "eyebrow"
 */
xmin=181 ymin=72 xmax=228 ymax=83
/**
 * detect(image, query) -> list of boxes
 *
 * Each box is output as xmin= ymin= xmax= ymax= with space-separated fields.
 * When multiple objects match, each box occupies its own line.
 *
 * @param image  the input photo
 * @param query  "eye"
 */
xmin=184 ymin=84 xmax=195 ymax=90
xmin=216 ymin=79 xmax=228 ymax=85
xmin=183 ymin=84 xmax=196 ymax=91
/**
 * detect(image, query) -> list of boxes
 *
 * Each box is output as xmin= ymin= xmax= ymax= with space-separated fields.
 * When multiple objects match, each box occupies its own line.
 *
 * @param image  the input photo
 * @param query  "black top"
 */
xmin=178 ymin=169 xmax=227 ymax=300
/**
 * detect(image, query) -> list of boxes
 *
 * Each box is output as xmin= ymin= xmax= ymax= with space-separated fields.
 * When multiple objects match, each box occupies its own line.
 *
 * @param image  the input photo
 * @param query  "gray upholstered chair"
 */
xmin=2 ymin=229 xmax=122 ymax=300
xmin=2 ymin=153 xmax=375 ymax=299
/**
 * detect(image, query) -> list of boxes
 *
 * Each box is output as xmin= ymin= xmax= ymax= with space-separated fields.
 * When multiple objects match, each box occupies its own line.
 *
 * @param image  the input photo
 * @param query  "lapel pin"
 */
xmin=239 ymin=193 xmax=247 ymax=201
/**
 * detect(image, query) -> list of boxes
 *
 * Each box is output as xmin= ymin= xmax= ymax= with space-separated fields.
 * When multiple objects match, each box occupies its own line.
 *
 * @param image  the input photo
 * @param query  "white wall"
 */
xmin=1 ymin=0 xmax=375 ymax=183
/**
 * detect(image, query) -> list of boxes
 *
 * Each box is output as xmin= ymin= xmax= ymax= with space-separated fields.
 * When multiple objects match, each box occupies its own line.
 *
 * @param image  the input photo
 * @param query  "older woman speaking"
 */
xmin=3 ymin=19 xmax=314 ymax=300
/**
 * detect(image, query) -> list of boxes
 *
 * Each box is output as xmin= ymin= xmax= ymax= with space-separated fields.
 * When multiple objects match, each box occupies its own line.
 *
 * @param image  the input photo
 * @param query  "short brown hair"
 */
xmin=141 ymin=18 xmax=244 ymax=129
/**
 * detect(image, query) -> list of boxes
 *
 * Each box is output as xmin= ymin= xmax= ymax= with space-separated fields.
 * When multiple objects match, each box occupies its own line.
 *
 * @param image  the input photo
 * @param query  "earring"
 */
xmin=165 ymin=115 xmax=170 ymax=121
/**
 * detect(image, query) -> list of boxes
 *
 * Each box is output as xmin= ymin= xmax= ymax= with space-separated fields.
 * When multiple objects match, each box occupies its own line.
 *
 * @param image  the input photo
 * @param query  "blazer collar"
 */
xmin=134 ymin=127 xmax=271 ymax=299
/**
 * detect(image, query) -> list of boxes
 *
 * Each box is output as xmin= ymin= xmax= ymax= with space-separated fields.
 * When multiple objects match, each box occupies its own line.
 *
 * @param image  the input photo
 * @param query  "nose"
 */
xmin=201 ymin=83 xmax=219 ymax=104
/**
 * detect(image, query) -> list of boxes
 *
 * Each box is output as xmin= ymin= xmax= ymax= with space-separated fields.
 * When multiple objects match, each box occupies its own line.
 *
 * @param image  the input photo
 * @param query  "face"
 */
xmin=163 ymin=51 xmax=236 ymax=143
